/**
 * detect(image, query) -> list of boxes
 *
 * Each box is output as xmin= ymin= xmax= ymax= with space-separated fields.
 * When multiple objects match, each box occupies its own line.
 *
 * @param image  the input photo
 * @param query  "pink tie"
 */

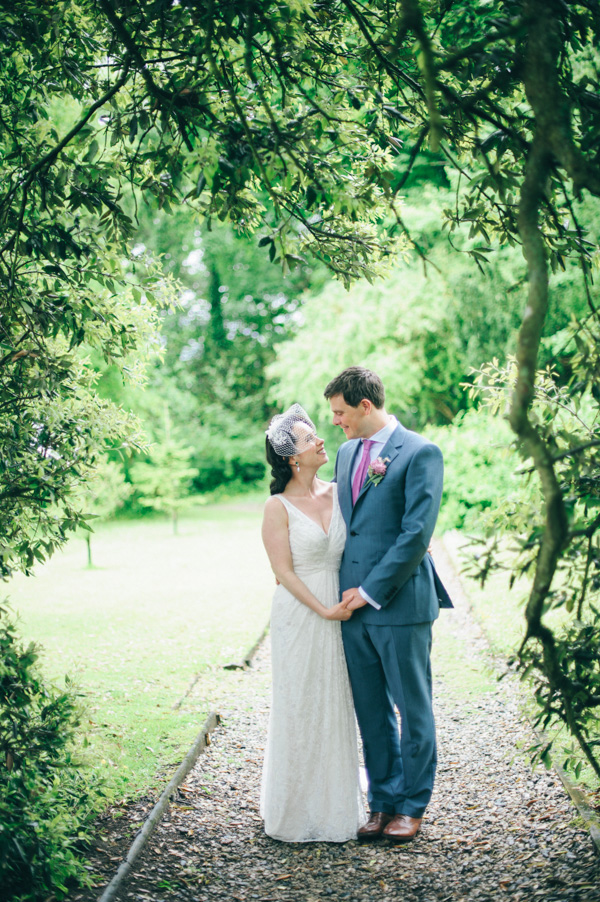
xmin=352 ymin=440 xmax=374 ymax=505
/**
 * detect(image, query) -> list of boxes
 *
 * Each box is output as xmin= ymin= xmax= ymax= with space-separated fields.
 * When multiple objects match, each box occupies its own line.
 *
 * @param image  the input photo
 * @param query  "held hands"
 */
xmin=338 ymin=548 xmax=433 ymax=612
xmin=341 ymin=588 xmax=368 ymax=611
xmin=325 ymin=601 xmax=354 ymax=621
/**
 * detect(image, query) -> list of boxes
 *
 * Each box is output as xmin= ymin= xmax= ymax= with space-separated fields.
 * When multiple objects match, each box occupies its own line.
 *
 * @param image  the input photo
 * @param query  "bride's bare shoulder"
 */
xmin=264 ymin=494 xmax=287 ymax=513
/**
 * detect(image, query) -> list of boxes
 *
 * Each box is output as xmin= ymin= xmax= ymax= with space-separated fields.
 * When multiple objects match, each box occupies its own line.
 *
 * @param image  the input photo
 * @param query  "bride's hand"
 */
xmin=324 ymin=602 xmax=353 ymax=621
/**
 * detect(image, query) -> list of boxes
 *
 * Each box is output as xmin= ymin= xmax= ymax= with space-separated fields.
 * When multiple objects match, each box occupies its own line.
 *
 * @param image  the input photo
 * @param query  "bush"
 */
xmin=427 ymin=409 xmax=522 ymax=532
xmin=0 ymin=605 xmax=101 ymax=900
xmin=189 ymin=406 xmax=267 ymax=493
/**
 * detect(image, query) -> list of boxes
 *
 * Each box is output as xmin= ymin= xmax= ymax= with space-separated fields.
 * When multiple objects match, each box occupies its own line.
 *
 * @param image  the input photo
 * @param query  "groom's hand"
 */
xmin=342 ymin=588 xmax=368 ymax=611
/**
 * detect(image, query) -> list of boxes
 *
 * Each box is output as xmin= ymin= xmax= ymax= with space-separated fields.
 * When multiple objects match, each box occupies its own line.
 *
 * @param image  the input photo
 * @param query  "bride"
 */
xmin=260 ymin=403 xmax=365 ymax=842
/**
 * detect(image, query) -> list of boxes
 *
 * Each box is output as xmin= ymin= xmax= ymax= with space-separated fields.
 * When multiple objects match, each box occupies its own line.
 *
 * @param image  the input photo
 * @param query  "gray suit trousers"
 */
xmin=342 ymin=617 xmax=436 ymax=817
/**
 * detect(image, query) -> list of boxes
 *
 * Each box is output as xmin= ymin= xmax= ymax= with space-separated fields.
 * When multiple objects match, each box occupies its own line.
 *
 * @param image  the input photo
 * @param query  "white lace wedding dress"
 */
xmin=260 ymin=487 xmax=365 ymax=842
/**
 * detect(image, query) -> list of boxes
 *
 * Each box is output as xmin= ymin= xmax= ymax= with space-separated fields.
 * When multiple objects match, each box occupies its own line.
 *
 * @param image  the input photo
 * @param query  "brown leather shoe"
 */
xmin=357 ymin=811 xmax=393 ymax=842
xmin=383 ymin=814 xmax=423 ymax=843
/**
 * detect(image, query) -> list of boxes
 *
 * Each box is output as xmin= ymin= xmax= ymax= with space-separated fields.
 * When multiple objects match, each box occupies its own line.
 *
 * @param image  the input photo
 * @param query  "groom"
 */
xmin=325 ymin=366 xmax=452 ymax=843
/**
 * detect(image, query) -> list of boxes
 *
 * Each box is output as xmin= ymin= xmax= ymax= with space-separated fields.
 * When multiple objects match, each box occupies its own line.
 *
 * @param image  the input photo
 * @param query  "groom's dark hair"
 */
xmin=324 ymin=366 xmax=385 ymax=408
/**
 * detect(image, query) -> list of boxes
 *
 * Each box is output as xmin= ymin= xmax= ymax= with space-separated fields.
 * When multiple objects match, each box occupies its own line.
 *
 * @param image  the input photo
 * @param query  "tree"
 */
xmin=0 ymin=336 xmax=147 ymax=579
xmin=1 ymin=1 xmax=600 ymax=771
xmin=270 ymin=183 xmax=538 ymax=431
xmin=75 ymin=456 xmax=133 ymax=567
xmin=128 ymin=212 xmax=322 ymax=491
xmin=130 ymin=407 xmax=199 ymax=534
xmin=455 ymin=354 xmax=600 ymax=777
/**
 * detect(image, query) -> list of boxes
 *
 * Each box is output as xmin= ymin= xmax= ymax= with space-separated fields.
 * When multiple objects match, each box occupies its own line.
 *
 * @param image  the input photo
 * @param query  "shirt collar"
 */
xmin=363 ymin=415 xmax=398 ymax=446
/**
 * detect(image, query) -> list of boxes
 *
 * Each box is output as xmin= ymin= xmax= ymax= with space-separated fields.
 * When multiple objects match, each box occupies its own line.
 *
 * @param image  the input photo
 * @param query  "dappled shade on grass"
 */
xmin=6 ymin=502 xmax=272 ymax=800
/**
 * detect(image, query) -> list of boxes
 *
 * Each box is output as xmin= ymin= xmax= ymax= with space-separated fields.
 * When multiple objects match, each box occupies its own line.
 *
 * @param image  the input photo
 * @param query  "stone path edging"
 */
xmin=97 ymin=621 xmax=271 ymax=902
xmin=96 ymin=711 xmax=220 ymax=902
xmin=243 ymin=620 xmax=270 ymax=668
xmin=549 ymin=753 xmax=600 ymax=852
xmin=223 ymin=620 xmax=270 ymax=671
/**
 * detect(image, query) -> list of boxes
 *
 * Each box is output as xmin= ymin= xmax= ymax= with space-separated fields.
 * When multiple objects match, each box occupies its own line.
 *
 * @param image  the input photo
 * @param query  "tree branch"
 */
xmin=0 ymin=59 xmax=131 ymax=228
xmin=399 ymin=0 xmax=443 ymax=149
xmin=523 ymin=0 xmax=600 ymax=197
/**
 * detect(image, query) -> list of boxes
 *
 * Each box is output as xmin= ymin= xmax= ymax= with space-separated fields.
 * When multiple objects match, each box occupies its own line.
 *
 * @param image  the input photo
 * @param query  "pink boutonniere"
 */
xmin=364 ymin=456 xmax=390 ymax=489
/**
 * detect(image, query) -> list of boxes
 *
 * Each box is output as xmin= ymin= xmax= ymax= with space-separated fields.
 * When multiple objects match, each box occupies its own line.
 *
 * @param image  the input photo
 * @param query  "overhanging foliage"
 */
xmin=1 ymin=0 xmax=600 ymax=777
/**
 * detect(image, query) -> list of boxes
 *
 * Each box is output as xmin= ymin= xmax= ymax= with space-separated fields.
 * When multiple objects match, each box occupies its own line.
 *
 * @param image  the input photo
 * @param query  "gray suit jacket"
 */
xmin=335 ymin=422 xmax=452 ymax=625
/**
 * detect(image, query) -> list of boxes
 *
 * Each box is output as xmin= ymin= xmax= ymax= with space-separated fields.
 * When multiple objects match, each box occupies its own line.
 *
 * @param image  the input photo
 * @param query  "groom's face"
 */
xmin=328 ymin=394 xmax=369 ymax=440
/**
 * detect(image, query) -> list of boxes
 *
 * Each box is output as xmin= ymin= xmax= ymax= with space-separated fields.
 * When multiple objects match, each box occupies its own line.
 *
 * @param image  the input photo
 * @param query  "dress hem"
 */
xmin=264 ymin=831 xmax=358 ymax=844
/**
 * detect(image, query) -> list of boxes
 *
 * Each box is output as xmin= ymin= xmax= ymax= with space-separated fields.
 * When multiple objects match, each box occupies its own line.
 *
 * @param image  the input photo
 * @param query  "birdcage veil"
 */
xmin=265 ymin=403 xmax=316 ymax=457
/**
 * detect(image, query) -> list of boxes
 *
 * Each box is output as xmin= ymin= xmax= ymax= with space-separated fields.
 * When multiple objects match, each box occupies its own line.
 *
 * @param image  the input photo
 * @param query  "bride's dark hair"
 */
xmin=266 ymin=437 xmax=293 ymax=495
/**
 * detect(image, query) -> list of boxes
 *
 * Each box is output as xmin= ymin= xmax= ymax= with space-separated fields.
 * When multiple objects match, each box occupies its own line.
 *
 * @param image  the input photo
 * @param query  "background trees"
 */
xmin=1 ymin=0 xmax=600 ymax=803
xmin=128 ymin=209 xmax=323 ymax=492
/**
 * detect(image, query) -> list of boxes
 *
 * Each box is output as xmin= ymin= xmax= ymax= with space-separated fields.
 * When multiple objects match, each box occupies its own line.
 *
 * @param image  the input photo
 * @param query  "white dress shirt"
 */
xmin=352 ymin=416 xmax=398 ymax=610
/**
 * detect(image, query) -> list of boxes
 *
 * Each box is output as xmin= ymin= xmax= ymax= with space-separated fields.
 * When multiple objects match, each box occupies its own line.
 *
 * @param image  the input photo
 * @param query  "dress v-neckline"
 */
xmin=281 ymin=491 xmax=337 ymax=538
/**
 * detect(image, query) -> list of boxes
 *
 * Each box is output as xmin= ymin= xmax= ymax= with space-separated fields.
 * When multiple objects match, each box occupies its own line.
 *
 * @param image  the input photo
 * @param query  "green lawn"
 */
xmin=443 ymin=530 xmax=570 ymax=656
xmin=4 ymin=499 xmax=273 ymax=800
xmin=444 ymin=531 xmax=531 ymax=654
xmin=13 ymin=509 xmax=592 ymax=805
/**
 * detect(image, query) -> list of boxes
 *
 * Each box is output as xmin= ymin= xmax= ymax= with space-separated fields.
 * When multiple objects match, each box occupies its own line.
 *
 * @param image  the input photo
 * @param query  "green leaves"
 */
xmin=130 ymin=407 xmax=198 ymax=534
xmin=305 ymin=184 xmax=318 ymax=209
xmin=1 ymin=0 xmax=597 ymax=296
xmin=461 ymin=346 xmax=600 ymax=778
xmin=1 ymin=0 xmax=600 ymax=791
xmin=0 ymin=605 xmax=101 ymax=898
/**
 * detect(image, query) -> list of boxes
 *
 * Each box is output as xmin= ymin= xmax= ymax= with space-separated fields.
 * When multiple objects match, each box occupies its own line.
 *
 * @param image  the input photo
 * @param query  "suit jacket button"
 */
xmin=350 ymin=530 xmax=358 ymax=536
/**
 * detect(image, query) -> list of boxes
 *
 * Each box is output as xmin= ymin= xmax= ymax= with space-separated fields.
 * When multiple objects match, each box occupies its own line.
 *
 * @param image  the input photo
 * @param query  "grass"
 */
xmin=10 ymin=500 xmax=595 ymax=806
xmin=442 ymin=530 xmax=576 ymax=656
xmin=4 ymin=498 xmax=273 ymax=800
xmin=444 ymin=530 xmax=600 ymax=793
xmin=432 ymin=627 xmax=499 ymax=711
xmin=429 ymin=540 xmax=501 ymax=720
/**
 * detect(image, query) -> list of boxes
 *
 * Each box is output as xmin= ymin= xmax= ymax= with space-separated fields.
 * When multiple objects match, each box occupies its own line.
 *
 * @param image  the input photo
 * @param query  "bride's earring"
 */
xmin=295 ymin=461 xmax=300 ymax=471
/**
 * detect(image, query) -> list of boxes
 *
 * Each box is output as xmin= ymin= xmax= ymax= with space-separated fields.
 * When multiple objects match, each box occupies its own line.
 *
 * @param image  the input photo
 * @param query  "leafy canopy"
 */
xmin=1 ymin=0 xmax=600 ymax=778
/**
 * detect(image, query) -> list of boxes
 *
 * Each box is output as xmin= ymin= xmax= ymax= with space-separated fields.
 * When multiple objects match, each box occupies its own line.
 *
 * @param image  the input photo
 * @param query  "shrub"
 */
xmin=0 ymin=604 xmax=101 ymax=900
xmin=427 ymin=409 xmax=522 ymax=532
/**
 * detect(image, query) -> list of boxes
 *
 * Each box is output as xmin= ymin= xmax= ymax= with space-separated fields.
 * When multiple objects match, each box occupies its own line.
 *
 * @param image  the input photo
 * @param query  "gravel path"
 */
xmin=84 ymin=541 xmax=600 ymax=902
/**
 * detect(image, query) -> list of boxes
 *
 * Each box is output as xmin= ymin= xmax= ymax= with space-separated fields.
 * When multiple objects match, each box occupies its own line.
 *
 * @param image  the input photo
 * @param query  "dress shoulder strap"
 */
xmin=274 ymin=494 xmax=295 ymax=514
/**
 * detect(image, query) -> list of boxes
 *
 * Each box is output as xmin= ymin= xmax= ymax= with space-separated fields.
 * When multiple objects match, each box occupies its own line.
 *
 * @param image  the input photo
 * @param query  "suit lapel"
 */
xmin=378 ymin=423 xmax=406 ymax=467
xmin=337 ymin=440 xmax=360 ymax=525
xmin=353 ymin=423 xmax=407 ymax=508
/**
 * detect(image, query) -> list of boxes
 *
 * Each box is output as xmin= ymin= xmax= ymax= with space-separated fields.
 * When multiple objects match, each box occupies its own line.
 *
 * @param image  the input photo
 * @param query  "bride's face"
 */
xmin=292 ymin=422 xmax=328 ymax=469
